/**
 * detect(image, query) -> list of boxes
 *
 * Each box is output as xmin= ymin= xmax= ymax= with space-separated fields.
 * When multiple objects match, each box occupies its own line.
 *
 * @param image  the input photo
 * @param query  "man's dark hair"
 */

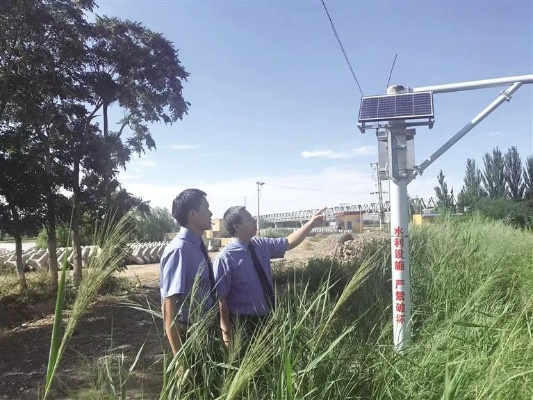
xmin=223 ymin=206 xmax=246 ymax=236
xmin=172 ymin=189 xmax=207 ymax=226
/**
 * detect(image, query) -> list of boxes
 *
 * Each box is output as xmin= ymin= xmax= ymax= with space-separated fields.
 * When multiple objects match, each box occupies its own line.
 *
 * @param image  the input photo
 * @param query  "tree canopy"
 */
xmin=0 ymin=0 xmax=189 ymax=289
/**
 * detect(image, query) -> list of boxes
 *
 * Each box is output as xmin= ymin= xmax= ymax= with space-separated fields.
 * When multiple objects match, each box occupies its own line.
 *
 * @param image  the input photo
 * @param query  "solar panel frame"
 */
xmin=358 ymin=92 xmax=434 ymax=122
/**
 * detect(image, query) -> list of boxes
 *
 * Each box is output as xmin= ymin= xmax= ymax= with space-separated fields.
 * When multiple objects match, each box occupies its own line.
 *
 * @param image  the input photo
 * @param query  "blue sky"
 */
xmin=96 ymin=0 xmax=532 ymax=218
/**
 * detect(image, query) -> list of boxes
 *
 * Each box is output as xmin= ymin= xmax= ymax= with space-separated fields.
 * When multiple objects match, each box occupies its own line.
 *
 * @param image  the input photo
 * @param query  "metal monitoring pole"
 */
xmin=357 ymin=74 xmax=532 ymax=352
xmin=256 ymin=181 xmax=264 ymax=236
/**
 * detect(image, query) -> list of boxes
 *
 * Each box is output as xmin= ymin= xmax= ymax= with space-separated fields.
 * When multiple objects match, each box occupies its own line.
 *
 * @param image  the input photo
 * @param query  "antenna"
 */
xmin=386 ymin=53 xmax=398 ymax=89
xmin=256 ymin=181 xmax=265 ymax=236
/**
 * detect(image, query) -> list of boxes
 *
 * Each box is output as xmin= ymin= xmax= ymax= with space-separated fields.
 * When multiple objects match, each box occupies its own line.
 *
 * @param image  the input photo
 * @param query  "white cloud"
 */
xmin=120 ymin=166 xmax=383 ymax=218
xmin=137 ymin=159 xmax=158 ymax=168
xmin=131 ymin=154 xmax=158 ymax=168
xmin=119 ymin=165 xmax=461 ymax=219
xmin=301 ymin=146 xmax=376 ymax=159
xmin=200 ymin=150 xmax=231 ymax=157
xmin=487 ymin=131 xmax=501 ymax=136
xmin=170 ymin=144 xmax=200 ymax=150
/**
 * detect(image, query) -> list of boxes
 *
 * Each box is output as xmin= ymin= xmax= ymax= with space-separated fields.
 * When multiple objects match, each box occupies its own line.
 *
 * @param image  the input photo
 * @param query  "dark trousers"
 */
xmin=173 ymin=318 xmax=222 ymax=393
xmin=230 ymin=314 xmax=269 ymax=347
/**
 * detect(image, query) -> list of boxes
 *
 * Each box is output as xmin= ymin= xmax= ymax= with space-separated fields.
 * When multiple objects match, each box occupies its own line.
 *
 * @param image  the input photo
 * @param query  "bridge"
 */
xmin=259 ymin=197 xmax=437 ymax=224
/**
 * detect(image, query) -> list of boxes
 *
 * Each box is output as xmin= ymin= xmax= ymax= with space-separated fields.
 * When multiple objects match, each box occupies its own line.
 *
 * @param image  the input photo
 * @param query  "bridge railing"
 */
xmin=259 ymin=197 xmax=436 ymax=223
xmin=261 ymin=227 xmax=354 ymax=236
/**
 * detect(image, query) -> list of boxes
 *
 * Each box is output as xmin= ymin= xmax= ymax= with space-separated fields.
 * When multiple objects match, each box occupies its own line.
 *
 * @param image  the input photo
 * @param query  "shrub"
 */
xmin=260 ymin=228 xmax=295 ymax=239
xmin=36 ymin=225 xmax=71 ymax=249
xmin=132 ymin=207 xmax=178 ymax=242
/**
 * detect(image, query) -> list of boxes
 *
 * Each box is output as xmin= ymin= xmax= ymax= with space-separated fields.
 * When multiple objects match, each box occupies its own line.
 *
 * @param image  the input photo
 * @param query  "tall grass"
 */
xmin=47 ymin=214 xmax=532 ymax=399
xmin=43 ymin=211 xmax=136 ymax=399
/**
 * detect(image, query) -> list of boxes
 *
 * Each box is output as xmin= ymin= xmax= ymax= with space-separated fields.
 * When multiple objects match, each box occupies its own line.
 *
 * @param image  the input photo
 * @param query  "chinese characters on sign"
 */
xmin=393 ymin=226 xmax=405 ymax=326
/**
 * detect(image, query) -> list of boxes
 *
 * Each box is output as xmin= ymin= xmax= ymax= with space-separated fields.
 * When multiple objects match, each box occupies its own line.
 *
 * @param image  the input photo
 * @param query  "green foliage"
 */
xmin=44 ymin=216 xmax=533 ymax=399
xmin=457 ymin=158 xmax=485 ymax=209
xmin=260 ymin=228 xmax=295 ymax=239
xmin=44 ymin=210 xmax=136 ymax=399
xmin=482 ymin=147 xmax=507 ymax=199
xmin=0 ymin=270 xmax=60 ymax=306
xmin=434 ymin=170 xmax=455 ymax=211
xmin=504 ymin=146 xmax=525 ymax=200
xmin=471 ymin=198 xmax=533 ymax=229
xmin=1 ymin=0 xmax=189 ymax=286
xmin=36 ymin=225 xmax=72 ymax=249
xmin=132 ymin=207 xmax=177 ymax=242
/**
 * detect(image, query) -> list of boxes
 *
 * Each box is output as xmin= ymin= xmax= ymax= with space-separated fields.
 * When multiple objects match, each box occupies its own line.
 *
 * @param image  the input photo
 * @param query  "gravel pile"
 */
xmin=311 ymin=231 xmax=389 ymax=261
xmin=310 ymin=234 xmax=347 ymax=258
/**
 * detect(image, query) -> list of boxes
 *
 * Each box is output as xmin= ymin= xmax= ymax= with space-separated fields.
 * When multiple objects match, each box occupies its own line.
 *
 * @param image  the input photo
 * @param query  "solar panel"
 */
xmin=358 ymin=92 xmax=434 ymax=122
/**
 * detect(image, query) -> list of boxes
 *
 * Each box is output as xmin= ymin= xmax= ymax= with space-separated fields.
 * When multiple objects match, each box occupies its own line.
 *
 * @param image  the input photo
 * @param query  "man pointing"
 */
xmin=213 ymin=206 xmax=327 ymax=348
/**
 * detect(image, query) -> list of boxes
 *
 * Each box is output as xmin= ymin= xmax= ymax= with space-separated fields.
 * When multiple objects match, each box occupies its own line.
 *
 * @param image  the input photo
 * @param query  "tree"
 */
xmin=472 ymin=198 xmax=533 ymax=229
xmin=1 ymin=1 xmax=190 ymax=287
xmin=482 ymin=147 xmax=507 ymax=199
xmin=457 ymin=158 xmax=485 ymax=210
xmin=85 ymin=16 xmax=190 ymax=203
xmin=0 ymin=0 xmax=96 ymax=289
xmin=523 ymin=155 xmax=533 ymax=200
xmin=60 ymin=15 xmax=190 ymax=284
xmin=504 ymin=146 xmax=525 ymax=200
xmin=0 ymin=128 xmax=47 ymax=291
xmin=434 ymin=170 xmax=454 ymax=211
xmin=132 ymin=207 xmax=177 ymax=242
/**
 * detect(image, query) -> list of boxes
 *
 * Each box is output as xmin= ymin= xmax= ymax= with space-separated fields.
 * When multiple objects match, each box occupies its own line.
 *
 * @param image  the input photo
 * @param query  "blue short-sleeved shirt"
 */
xmin=159 ymin=227 xmax=214 ymax=323
xmin=213 ymin=236 xmax=288 ymax=316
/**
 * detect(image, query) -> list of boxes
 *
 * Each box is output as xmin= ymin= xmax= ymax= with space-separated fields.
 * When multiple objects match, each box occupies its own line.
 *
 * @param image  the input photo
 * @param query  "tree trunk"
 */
xmin=11 ymin=206 xmax=27 ymax=292
xmin=14 ymin=231 xmax=26 ymax=293
xmin=72 ymin=158 xmax=83 ymax=286
xmin=43 ymin=136 xmax=58 ymax=290
xmin=103 ymin=103 xmax=109 ymax=139
xmin=103 ymin=103 xmax=112 ymax=210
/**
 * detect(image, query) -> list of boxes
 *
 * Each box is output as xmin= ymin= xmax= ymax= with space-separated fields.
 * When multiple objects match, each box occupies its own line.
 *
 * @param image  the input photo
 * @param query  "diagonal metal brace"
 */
xmin=408 ymin=81 xmax=527 ymax=183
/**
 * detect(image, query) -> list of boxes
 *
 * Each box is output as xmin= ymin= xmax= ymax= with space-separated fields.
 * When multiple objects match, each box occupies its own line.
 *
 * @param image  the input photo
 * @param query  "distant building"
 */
xmin=411 ymin=213 xmax=439 ymax=227
xmin=206 ymin=218 xmax=228 ymax=239
xmin=334 ymin=211 xmax=364 ymax=233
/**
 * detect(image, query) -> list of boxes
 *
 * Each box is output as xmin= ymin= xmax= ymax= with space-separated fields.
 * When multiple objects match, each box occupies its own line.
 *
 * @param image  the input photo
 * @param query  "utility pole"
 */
xmin=370 ymin=162 xmax=387 ymax=230
xmin=256 ymin=181 xmax=264 ymax=236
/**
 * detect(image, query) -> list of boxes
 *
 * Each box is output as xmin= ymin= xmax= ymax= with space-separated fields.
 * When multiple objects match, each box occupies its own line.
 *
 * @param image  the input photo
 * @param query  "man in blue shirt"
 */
xmin=160 ymin=189 xmax=215 ymax=354
xmin=213 ymin=206 xmax=326 ymax=348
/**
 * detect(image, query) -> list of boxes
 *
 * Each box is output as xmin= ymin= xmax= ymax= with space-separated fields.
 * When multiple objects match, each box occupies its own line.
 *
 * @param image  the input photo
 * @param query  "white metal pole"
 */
xmin=411 ymin=74 xmax=533 ymax=93
xmin=389 ymin=140 xmax=412 ymax=352
xmin=256 ymin=181 xmax=264 ymax=236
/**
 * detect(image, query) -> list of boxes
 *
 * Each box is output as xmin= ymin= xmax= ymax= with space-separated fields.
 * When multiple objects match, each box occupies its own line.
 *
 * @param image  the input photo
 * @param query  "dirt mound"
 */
xmin=338 ymin=231 xmax=389 ymax=262
xmin=311 ymin=234 xmax=349 ymax=258
xmin=311 ymin=231 xmax=389 ymax=261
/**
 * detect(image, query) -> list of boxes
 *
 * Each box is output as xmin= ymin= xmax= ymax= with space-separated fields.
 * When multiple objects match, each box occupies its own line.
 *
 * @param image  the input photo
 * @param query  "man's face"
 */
xmin=189 ymin=197 xmax=213 ymax=232
xmin=236 ymin=209 xmax=257 ymax=239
